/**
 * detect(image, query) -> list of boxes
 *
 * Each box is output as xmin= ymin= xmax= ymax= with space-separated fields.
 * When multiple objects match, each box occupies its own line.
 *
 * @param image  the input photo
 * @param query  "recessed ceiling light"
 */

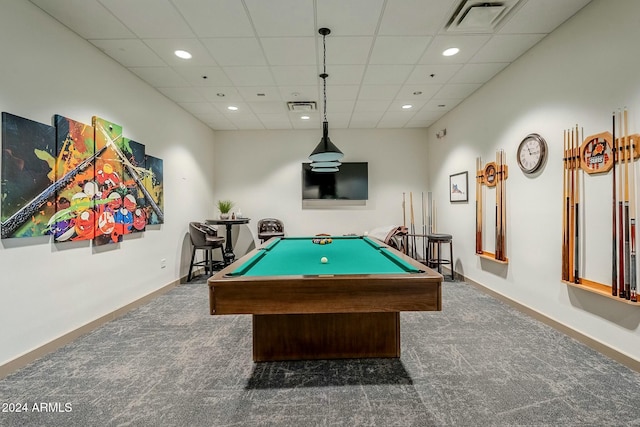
xmin=227 ymin=106 xmax=238 ymax=111
xmin=300 ymin=115 xmax=310 ymax=120
xmin=442 ymin=47 xmax=459 ymax=57
xmin=174 ymin=50 xmax=192 ymax=59
xmin=402 ymin=104 xmax=413 ymax=109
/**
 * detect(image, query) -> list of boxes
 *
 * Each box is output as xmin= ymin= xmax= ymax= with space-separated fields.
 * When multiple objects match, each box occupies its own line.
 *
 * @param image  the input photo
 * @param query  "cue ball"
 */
xmin=364 ymin=231 xmax=368 ymax=236
xmin=321 ymin=257 xmax=328 ymax=264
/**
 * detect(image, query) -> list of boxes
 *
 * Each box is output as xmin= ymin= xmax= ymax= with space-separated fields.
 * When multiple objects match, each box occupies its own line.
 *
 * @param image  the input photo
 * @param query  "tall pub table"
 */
xmin=205 ymin=218 xmax=250 ymax=265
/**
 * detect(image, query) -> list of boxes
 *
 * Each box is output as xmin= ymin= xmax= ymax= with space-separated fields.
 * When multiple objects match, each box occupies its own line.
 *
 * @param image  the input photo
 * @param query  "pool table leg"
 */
xmin=252 ymin=312 xmax=400 ymax=362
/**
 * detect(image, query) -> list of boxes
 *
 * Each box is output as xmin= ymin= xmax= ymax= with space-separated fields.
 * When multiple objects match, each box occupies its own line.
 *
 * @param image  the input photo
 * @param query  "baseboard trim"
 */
xmin=0 ymin=276 xmax=187 ymax=380
xmin=458 ymin=272 xmax=640 ymax=373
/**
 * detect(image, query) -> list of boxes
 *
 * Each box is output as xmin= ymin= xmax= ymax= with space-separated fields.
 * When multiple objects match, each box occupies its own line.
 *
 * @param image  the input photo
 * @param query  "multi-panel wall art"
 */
xmin=1 ymin=112 xmax=164 ymax=245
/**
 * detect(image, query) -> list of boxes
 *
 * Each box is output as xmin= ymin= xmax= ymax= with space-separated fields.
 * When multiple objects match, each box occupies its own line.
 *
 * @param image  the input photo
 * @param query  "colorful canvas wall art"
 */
xmin=1 ymin=112 xmax=56 ymax=238
xmin=1 ymin=112 xmax=164 ymax=244
xmin=121 ymin=138 xmax=147 ymax=233
xmin=143 ymin=155 xmax=164 ymax=225
xmin=49 ymin=115 xmax=98 ymax=242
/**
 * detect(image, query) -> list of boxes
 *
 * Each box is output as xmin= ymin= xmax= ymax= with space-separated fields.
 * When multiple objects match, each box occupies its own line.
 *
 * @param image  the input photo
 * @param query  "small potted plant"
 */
xmin=217 ymin=199 xmax=234 ymax=220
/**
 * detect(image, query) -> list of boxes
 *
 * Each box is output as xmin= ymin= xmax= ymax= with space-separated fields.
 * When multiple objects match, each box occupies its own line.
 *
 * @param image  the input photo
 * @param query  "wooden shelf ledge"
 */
xmin=563 ymin=278 xmax=639 ymax=306
xmin=476 ymin=251 xmax=509 ymax=264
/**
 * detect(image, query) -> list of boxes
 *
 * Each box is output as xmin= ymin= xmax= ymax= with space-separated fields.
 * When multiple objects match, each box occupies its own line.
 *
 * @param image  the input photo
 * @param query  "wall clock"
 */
xmin=517 ymin=133 xmax=547 ymax=174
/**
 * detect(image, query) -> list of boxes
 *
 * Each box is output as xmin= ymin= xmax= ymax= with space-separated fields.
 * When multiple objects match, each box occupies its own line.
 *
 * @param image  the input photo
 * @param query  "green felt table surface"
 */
xmin=229 ymin=236 xmax=421 ymax=277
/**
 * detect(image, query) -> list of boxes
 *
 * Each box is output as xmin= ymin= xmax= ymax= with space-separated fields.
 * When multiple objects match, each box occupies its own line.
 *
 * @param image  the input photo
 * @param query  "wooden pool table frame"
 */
xmin=208 ymin=237 xmax=442 ymax=362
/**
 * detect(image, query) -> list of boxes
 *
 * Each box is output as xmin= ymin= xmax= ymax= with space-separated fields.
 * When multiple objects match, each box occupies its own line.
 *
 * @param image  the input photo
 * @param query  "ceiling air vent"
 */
xmin=287 ymin=101 xmax=317 ymax=112
xmin=446 ymin=0 xmax=521 ymax=33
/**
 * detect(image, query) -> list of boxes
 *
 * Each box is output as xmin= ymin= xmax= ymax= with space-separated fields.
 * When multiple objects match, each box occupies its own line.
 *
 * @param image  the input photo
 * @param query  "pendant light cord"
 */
xmin=321 ymin=31 xmax=328 ymax=123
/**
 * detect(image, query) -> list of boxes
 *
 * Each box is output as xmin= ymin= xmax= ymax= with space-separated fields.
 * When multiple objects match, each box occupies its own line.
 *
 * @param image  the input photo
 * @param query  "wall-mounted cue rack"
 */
xmin=562 ymin=109 xmax=639 ymax=305
xmin=475 ymin=149 xmax=508 ymax=263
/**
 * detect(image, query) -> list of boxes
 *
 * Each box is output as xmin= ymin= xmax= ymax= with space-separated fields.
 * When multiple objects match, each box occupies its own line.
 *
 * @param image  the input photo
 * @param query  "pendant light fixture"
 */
xmin=309 ymin=27 xmax=343 ymax=170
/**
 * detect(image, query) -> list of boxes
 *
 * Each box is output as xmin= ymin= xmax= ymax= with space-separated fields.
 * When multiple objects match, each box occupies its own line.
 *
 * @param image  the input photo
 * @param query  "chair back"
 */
xmin=258 ymin=218 xmax=284 ymax=233
xmin=189 ymin=222 xmax=208 ymax=247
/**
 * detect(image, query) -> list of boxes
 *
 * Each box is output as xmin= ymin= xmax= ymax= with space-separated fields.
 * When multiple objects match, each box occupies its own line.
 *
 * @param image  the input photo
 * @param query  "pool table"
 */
xmin=208 ymin=236 xmax=442 ymax=362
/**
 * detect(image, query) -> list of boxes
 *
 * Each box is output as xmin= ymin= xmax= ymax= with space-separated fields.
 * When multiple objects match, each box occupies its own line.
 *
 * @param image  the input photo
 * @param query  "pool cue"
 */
xmin=476 ymin=157 xmax=483 ymax=254
xmin=410 ymin=192 xmax=416 ymax=258
xmin=569 ymin=128 xmax=576 ymax=282
xmin=574 ymin=125 xmax=580 ymax=284
xmin=402 ymin=192 xmax=406 ymax=227
xmin=612 ymin=112 xmax=618 ymax=295
xmin=422 ymin=192 xmax=427 ymax=262
xmin=618 ymin=109 xmax=626 ymax=298
xmin=630 ymin=129 xmax=637 ymax=303
xmin=624 ymin=108 xmax=631 ymax=299
xmin=495 ymin=150 xmax=505 ymax=261
xmin=562 ymin=130 xmax=569 ymax=282
xmin=500 ymin=150 xmax=505 ymax=260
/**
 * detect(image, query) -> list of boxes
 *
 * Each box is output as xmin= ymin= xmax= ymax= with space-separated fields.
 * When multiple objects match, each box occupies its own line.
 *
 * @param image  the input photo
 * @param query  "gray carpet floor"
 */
xmin=1 ymin=274 xmax=639 ymax=426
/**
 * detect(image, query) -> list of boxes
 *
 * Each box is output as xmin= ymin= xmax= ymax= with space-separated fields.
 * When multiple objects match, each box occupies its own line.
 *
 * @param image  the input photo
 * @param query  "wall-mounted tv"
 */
xmin=302 ymin=162 xmax=368 ymax=200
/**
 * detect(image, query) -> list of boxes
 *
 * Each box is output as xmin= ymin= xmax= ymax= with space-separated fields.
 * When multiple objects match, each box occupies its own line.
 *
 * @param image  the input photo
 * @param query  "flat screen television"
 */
xmin=302 ymin=162 xmax=368 ymax=200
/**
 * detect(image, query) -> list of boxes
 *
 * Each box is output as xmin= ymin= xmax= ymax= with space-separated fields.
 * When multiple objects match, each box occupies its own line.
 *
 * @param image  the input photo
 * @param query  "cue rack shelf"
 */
xmin=561 ymin=111 xmax=638 ymax=305
xmin=475 ymin=150 xmax=509 ymax=264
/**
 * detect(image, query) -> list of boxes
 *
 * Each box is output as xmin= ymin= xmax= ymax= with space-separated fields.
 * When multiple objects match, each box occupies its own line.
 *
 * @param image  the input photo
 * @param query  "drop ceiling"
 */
xmin=28 ymin=0 xmax=592 ymax=131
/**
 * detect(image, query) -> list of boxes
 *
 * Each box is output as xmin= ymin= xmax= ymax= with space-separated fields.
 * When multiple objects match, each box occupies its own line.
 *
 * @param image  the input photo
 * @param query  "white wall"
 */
xmin=0 ymin=1 xmax=216 ymax=366
xmin=427 ymin=0 xmax=640 ymax=362
xmin=213 ymin=128 xmax=429 ymax=255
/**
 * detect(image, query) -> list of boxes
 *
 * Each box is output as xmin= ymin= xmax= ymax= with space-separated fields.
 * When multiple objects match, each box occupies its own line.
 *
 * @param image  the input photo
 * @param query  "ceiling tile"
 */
xmin=200 ymin=87 xmax=243 ymax=102
xmin=244 ymin=0 xmax=315 ymax=37
xmin=278 ymin=86 xmax=319 ymax=102
xmin=471 ymin=34 xmax=546 ymax=63
xmin=143 ymin=39 xmax=217 ymax=67
xmin=201 ymin=38 xmax=267 ymax=66
xmin=326 ymin=100 xmax=356 ymax=113
xmin=379 ymin=0 xmax=456 ymax=35
xmin=325 ymin=85 xmax=359 ymax=101
xmin=499 ymin=0 xmax=592 ymax=34
xmin=358 ymin=85 xmax=402 ymax=100
xmin=448 ymin=62 xmax=509 ymax=84
xmin=270 ymin=66 xmax=317 ymax=86
xmin=90 ymin=39 xmax=165 ymax=67
xmin=316 ymin=0 xmax=385 ymax=36
xmin=406 ymin=64 xmax=463 ymax=84
xmin=369 ymin=36 xmax=432 ymax=64
xmin=321 ymin=37 xmax=373 ymax=65
xmin=171 ymin=0 xmax=254 ymax=37
xmin=261 ymin=37 xmax=317 ymax=65
xmin=419 ymin=35 xmax=491 ymax=64
xmin=223 ymin=66 xmax=276 ymax=86
xmin=237 ymin=87 xmax=283 ymax=102
xmin=158 ymin=87 xmax=207 ymax=103
xmin=324 ymin=65 xmax=366 ymax=85
xmin=128 ymin=67 xmax=189 ymax=87
xmin=396 ymin=84 xmax=442 ymax=99
xmin=247 ymin=101 xmax=287 ymax=114
xmin=29 ymin=0 xmax=135 ymax=39
xmin=173 ymin=66 xmax=233 ymax=86
xmin=100 ymin=0 xmax=195 ymax=38
xmin=354 ymin=99 xmax=392 ymax=113
xmin=363 ymin=65 xmax=414 ymax=84
xmin=435 ymin=83 xmax=482 ymax=99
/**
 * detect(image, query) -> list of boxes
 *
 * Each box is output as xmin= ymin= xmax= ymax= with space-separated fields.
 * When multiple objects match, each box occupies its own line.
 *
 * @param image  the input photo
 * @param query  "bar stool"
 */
xmin=427 ymin=233 xmax=454 ymax=280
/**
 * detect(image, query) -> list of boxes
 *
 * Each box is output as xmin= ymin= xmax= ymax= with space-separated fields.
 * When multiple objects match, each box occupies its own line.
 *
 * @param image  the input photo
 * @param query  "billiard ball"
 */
xmin=364 ymin=231 xmax=368 ymax=236
xmin=321 ymin=257 xmax=328 ymax=264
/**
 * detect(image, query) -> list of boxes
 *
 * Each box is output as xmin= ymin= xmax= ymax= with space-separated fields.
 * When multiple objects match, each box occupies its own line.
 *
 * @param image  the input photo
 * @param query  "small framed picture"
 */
xmin=449 ymin=171 xmax=468 ymax=202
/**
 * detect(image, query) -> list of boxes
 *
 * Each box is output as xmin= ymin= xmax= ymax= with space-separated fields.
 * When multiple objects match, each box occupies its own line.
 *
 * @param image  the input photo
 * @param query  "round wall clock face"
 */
xmin=517 ymin=133 xmax=547 ymax=174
